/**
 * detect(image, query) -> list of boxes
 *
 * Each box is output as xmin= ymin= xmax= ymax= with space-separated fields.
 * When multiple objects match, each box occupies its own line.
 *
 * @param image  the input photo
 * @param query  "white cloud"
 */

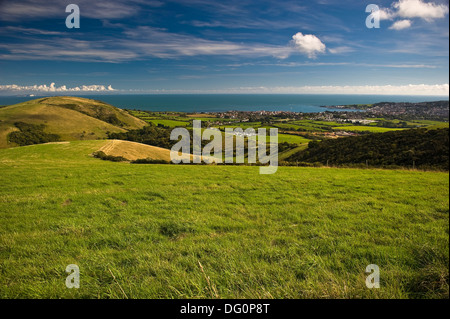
xmin=122 ymin=26 xmax=291 ymax=59
xmin=394 ymin=0 xmax=449 ymax=21
xmin=389 ymin=19 xmax=413 ymax=30
xmin=266 ymin=62 xmax=437 ymax=68
xmin=0 ymin=26 xmax=64 ymax=35
xmin=328 ymin=46 xmax=354 ymax=54
xmin=291 ymin=32 xmax=326 ymax=59
xmin=0 ymin=0 xmax=164 ymax=21
xmin=0 ymin=83 xmax=116 ymax=93
xmin=380 ymin=0 xmax=449 ymax=24
xmin=379 ymin=8 xmax=396 ymax=20
xmin=0 ymin=26 xmax=293 ymax=62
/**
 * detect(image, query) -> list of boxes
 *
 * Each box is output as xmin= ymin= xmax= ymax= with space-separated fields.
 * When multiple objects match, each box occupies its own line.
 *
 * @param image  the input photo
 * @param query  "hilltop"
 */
xmin=0 ymin=96 xmax=147 ymax=148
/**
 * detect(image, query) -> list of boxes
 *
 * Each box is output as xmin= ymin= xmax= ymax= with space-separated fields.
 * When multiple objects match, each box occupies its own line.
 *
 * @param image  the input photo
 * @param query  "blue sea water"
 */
xmin=0 ymin=94 xmax=447 ymax=113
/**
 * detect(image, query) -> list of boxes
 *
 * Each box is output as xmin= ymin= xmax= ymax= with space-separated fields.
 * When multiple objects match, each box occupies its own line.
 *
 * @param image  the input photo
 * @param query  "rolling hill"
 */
xmin=0 ymin=96 xmax=147 ymax=148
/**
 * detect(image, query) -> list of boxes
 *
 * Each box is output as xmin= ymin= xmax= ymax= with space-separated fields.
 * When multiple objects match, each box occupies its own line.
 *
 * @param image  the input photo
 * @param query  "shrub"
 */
xmin=93 ymin=151 xmax=128 ymax=162
xmin=8 ymin=122 xmax=60 ymax=146
xmin=131 ymin=158 xmax=170 ymax=164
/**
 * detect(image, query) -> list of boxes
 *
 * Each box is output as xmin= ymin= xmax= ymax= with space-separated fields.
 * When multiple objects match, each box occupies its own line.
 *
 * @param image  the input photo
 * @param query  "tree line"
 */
xmin=286 ymin=128 xmax=449 ymax=170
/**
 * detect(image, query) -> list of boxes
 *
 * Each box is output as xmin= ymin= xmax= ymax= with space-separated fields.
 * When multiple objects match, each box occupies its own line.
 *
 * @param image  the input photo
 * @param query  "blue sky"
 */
xmin=0 ymin=0 xmax=448 ymax=95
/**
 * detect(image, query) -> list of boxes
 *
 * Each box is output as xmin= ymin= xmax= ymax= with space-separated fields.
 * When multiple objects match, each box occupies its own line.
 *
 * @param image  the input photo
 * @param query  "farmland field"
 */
xmin=0 ymin=141 xmax=448 ymax=298
xmin=145 ymin=119 xmax=190 ymax=128
xmin=276 ymin=134 xmax=311 ymax=144
xmin=332 ymin=126 xmax=405 ymax=133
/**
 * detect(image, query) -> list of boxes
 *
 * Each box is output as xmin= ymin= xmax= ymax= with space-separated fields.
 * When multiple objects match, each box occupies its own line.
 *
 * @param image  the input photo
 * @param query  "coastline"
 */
xmin=0 ymin=94 xmax=448 ymax=113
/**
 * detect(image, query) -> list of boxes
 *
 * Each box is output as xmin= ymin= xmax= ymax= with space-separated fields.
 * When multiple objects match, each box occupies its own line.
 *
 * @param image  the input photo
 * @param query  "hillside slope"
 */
xmin=0 ymin=96 xmax=147 ymax=148
xmin=98 ymin=139 xmax=210 ymax=162
xmin=287 ymin=128 xmax=449 ymax=170
xmin=97 ymin=139 xmax=174 ymax=161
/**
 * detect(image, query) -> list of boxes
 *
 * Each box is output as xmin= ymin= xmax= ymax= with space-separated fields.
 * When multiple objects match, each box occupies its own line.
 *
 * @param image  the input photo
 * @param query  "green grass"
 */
xmin=425 ymin=123 xmax=450 ymax=130
xmin=283 ymin=120 xmax=334 ymax=132
xmin=213 ymin=123 xmax=311 ymax=145
xmin=188 ymin=117 xmax=235 ymax=122
xmin=225 ymin=131 xmax=310 ymax=145
xmin=277 ymin=134 xmax=310 ymax=144
xmin=0 ymin=141 xmax=448 ymax=299
xmin=145 ymin=119 xmax=190 ymax=128
xmin=332 ymin=126 xmax=405 ymax=133
xmin=279 ymin=144 xmax=309 ymax=161
xmin=272 ymin=123 xmax=304 ymax=131
xmin=410 ymin=120 xmax=450 ymax=127
xmin=306 ymin=120 xmax=352 ymax=127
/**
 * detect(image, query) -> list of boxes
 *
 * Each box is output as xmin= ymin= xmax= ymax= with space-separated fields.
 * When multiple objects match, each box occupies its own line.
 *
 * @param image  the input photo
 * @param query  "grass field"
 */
xmin=410 ymin=120 xmax=450 ymax=128
xmin=279 ymin=144 xmax=309 ymax=161
xmin=332 ymin=126 xmax=405 ymax=133
xmin=276 ymin=134 xmax=311 ymax=144
xmin=145 ymin=119 xmax=191 ymax=128
xmin=0 ymin=141 xmax=448 ymax=299
xmin=423 ymin=123 xmax=450 ymax=130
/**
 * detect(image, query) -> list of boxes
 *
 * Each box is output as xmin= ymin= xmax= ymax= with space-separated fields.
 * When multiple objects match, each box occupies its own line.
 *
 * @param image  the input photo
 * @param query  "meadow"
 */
xmin=332 ymin=126 xmax=405 ymax=133
xmin=0 ymin=141 xmax=448 ymax=298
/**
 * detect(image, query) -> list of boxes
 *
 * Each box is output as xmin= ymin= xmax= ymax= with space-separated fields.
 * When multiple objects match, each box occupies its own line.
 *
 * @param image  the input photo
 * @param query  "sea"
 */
xmin=0 ymin=94 xmax=447 ymax=113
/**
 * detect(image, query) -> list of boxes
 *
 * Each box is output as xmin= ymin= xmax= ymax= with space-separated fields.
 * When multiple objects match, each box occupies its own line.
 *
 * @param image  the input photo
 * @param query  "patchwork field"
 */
xmin=332 ymin=126 xmax=405 ymax=133
xmin=0 ymin=141 xmax=448 ymax=298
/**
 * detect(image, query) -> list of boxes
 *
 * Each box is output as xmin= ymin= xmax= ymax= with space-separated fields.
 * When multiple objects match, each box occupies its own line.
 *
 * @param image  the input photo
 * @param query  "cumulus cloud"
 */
xmin=379 ymin=8 xmax=396 ymax=20
xmin=380 ymin=0 xmax=449 ymax=26
xmin=291 ymin=32 xmax=326 ymax=59
xmin=0 ymin=83 xmax=116 ymax=93
xmin=389 ymin=19 xmax=413 ymax=30
xmin=394 ymin=0 xmax=449 ymax=21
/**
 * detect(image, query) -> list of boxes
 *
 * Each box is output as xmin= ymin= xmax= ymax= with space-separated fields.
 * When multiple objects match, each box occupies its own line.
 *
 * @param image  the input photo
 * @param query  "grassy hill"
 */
xmin=0 ymin=141 xmax=448 ymax=298
xmin=0 ymin=96 xmax=147 ymax=148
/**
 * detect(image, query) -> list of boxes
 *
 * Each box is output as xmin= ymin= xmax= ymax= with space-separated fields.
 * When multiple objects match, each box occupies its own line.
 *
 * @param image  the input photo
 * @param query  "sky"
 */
xmin=0 ymin=0 xmax=448 ymax=95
